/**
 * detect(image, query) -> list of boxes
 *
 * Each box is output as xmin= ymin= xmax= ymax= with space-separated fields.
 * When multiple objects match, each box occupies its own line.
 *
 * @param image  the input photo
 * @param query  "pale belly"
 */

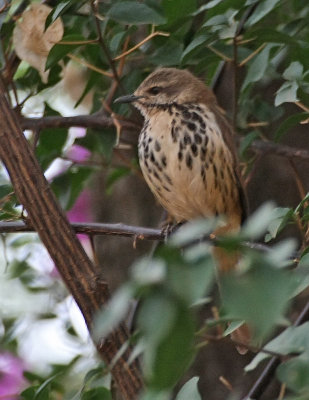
xmin=138 ymin=104 xmax=241 ymax=228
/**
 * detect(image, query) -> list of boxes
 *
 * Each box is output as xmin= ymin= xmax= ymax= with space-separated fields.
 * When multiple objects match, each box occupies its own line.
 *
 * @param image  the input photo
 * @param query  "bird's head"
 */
xmin=114 ymin=68 xmax=216 ymax=116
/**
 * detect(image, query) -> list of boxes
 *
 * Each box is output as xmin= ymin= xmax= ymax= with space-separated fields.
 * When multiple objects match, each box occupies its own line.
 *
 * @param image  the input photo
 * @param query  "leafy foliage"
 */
xmin=1 ymin=0 xmax=309 ymax=399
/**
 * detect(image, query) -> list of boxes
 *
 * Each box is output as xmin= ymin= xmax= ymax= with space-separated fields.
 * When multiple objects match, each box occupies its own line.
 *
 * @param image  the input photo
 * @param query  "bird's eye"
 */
xmin=148 ymin=86 xmax=161 ymax=95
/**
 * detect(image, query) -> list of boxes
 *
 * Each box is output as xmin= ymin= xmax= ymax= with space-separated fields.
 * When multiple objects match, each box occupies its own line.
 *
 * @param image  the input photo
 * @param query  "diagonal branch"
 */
xmin=0 ymin=79 xmax=143 ymax=399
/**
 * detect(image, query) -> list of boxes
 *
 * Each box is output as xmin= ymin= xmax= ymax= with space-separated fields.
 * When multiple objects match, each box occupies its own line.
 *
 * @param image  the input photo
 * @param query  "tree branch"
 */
xmin=0 ymin=80 xmax=143 ymax=399
xmin=20 ymin=112 xmax=139 ymax=131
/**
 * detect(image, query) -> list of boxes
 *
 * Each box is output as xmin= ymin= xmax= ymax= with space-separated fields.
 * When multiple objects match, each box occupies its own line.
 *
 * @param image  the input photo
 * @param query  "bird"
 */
xmin=115 ymin=67 xmax=249 ymax=351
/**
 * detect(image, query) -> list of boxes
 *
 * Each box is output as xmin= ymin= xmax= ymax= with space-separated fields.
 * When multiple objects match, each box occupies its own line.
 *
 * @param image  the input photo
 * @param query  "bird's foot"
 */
xmin=161 ymin=221 xmax=185 ymax=241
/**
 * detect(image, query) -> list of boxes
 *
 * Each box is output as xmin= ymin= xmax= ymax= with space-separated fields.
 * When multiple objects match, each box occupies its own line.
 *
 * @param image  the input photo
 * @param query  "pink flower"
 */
xmin=0 ymin=352 xmax=26 ymax=399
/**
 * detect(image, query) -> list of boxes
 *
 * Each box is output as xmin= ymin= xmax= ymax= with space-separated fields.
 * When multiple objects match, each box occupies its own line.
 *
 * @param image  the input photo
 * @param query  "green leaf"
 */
xmin=0 ymin=184 xmax=13 ymax=199
xmin=181 ymin=34 xmax=209 ymax=62
xmin=81 ymin=387 xmax=112 ymax=400
xmin=264 ymin=207 xmax=294 ymax=241
xmin=239 ymin=131 xmax=259 ymax=158
xmin=275 ymin=81 xmax=299 ymax=106
xmin=107 ymin=2 xmax=166 ymax=25
xmin=150 ymin=39 xmax=183 ymax=66
xmin=93 ymin=286 xmax=134 ymax=340
xmin=221 ymin=258 xmax=296 ymax=340
xmin=277 ymin=356 xmax=309 ymax=394
xmin=162 ymin=0 xmax=196 ymax=24
xmin=242 ymin=44 xmax=274 ymax=89
xmin=245 ymin=28 xmax=297 ymax=45
xmin=45 ymin=1 xmax=72 ymax=30
xmin=36 ymin=128 xmax=68 ymax=170
xmin=131 ymin=258 xmax=166 ymax=286
xmin=192 ymin=0 xmax=223 ymax=15
xmin=175 ymin=377 xmax=201 ymax=400
xmin=46 ymin=34 xmax=85 ymax=70
xmin=245 ymin=0 xmax=281 ymax=26
xmin=246 ymin=322 xmax=309 ymax=372
xmin=242 ymin=202 xmax=276 ymax=240
xmin=141 ymin=297 xmax=195 ymax=389
xmin=169 ymin=218 xmax=219 ymax=247
xmin=274 ymin=113 xmax=309 ymax=141
xmin=283 ymin=61 xmax=304 ymax=81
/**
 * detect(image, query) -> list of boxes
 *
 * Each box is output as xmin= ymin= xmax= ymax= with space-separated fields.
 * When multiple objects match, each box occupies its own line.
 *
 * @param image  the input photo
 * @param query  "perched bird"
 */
xmin=115 ymin=68 xmax=249 ymax=351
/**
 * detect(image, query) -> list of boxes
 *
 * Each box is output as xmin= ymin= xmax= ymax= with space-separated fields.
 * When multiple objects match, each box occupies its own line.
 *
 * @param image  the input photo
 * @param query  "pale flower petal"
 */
xmin=13 ymin=4 xmax=64 ymax=83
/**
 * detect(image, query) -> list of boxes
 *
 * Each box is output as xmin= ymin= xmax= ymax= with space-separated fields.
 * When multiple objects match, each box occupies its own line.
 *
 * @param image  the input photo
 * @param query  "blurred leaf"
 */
xmin=175 ymin=377 xmax=201 ymax=400
xmin=275 ymin=81 xmax=299 ymax=106
xmin=265 ymin=239 xmax=296 ymax=268
xmin=162 ymin=0 xmax=196 ymax=24
xmin=242 ymin=202 xmax=276 ymax=240
xmin=141 ymin=297 xmax=195 ymax=389
xmin=138 ymin=293 xmax=177 ymax=348
xmin=157 ymin=246 xmax=215 ymax=304
xmin=274 ymin=113 xmax=309 ymax=141
xmin=221 ymin=258 xmax=296 ymax=340
xmin=169 ymin=218 xmax=219 ymax=247
xmin=107 ymin=2 xmax=166 ymax=25
xmin=246 ymin=322 xmax=309 ymax=372
xmin=277 ymin=356 xmax=309 ymax=394
xmin=264 ymin=207 xmax=294 ymax=242
xmin=245 ymin=0 xmax=281 ymax=26
xmin=131 ymin=258 xmax=166 ymax=286
xmin=46 ymin=34 xmax=85 ymax=70
xmin=93 ymin=285 xmax=134 ymax=340
xmin=239 ymin=131 xmax=259 ymax=158
xmin=81 ymin=387 xmax=112 ymax=400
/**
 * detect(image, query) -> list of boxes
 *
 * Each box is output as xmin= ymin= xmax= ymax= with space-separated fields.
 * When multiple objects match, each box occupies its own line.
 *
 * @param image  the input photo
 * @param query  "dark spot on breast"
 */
xmin=178 ymin=151 xmax=183 ymax=161
xmin=201 ymin=147 xmax=206 ymax=161
xmin=154 ymin=140 xmax=161 ymax=152
xmin=161 ymin=155 xmax=167 ymax=167
xmin=150 ymin=152 xmax=155 ymax=163
xmin=153 ymin=171 xmax=161 ymax=181
xmin=200 ymin=121 xmax=206 ymax=129
xmin=162 ymin=185 xmax=171 ymax=192
xmin=171 ymin=126 xmax=179 ymax=142
xmin=163 ymin=173 xmax=172 ymax=185
xmin=191 ymin=143 xmax=198 ymax=157
xmin=187 ymin=122 xmax=196 ymax=131
xmin=194 ymin=134 xmax=202 ymax=144
xmin=183 ymin=110 xmax=191 ymax=119
xmin=184 ymin=134 xmax=191 ymax=145
xmin=186 ymin=153 xmax=193 ymax=169
xmin=213 ymin=164 xmax=217 ymax=177
xmin=204 ymin=136 xmax=209 ymax=146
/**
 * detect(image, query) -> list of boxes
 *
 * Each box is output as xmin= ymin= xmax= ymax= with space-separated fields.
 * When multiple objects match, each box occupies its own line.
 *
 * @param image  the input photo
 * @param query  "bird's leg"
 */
xmin=161 ymin=216 xmax=185 ymax=241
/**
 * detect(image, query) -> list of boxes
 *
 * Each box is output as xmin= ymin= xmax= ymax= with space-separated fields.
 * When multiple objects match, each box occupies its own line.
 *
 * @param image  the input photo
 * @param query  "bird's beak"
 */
xmin=114 ymin=94 xmax=142 ymax=104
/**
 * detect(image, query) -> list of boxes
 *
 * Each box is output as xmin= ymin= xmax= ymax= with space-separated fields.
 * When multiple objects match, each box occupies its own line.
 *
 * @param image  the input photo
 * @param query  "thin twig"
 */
xmin=113 ymin=31 xmax=170 ymax=61
xmin=239 ymin=43 xmax=266 ymax=67
xmin=90 ymin=1 xmax=124 ymax=92
xmin=241 ymin=301 xmax=309 ymax=400
xmin=67 ymin=53 xmax=113 ymax=77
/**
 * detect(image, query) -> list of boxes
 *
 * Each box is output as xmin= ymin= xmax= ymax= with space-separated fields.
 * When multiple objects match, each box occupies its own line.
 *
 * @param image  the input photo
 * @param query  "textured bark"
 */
xmin=0 ymin=81 xmax=143 ymax=399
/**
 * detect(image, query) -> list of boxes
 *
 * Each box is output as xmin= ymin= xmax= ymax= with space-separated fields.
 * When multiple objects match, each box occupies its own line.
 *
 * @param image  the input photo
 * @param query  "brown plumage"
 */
xmin=115 ymin=68 xmax=249 ymax=352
